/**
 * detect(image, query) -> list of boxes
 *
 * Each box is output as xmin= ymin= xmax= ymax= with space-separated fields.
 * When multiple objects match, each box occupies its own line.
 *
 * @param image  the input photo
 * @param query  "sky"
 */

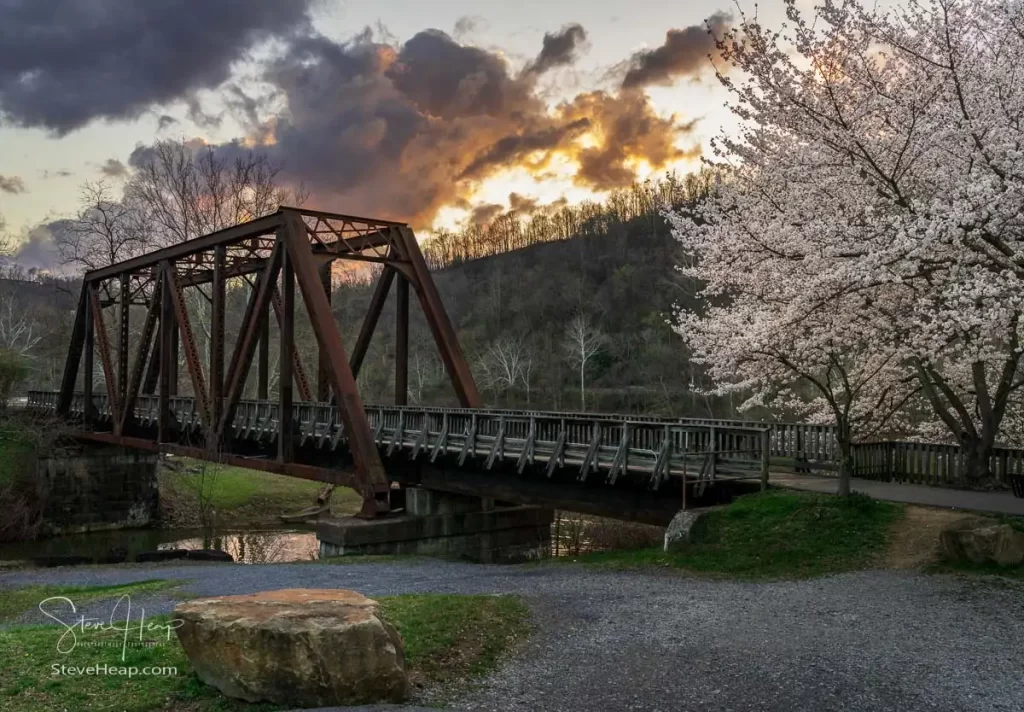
xmin=0 ymin=0 xmax=807 ymax=269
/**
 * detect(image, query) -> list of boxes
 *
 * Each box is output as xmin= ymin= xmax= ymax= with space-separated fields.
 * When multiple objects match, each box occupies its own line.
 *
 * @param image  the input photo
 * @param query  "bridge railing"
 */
xmin=29 ymin=390 xmax=771 ymax=491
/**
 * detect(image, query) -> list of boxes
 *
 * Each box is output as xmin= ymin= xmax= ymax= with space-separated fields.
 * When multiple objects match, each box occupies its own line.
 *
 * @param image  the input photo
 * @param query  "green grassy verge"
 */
xmin=0 ymin=580 xmax=182 ymax=623
xmin=568 ymin=491 xmax=904 ymax=580
xmin=159 ymin=459 xmax=361 ymax=526
xmin=378 ymin=594 xmax=530 ymax=685
xmin=0 ymin=593 xmax=529 ymax=711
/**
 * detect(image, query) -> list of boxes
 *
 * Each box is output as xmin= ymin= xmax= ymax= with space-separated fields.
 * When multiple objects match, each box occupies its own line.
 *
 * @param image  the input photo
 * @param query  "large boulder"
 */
xmin=939 ymin=519 xmax=1024 ymax=566
xmin=174 ymin=588 xmax=408 ymax=707
xmin=663 ymin=507 xmax=716 ymax=552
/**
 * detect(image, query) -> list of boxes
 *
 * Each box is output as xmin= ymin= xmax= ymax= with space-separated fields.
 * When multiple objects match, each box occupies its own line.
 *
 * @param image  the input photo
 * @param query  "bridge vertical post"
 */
xmin=317 ymin=260 xmax=332 ymax=402
xmin=167 ymin=300 xmax=179 ymax=398
xmin=257 ymin=311 xmax=269 ymax=401
xmin=158 ymin=263 xmax=175 ymax=443
xmin=279 ymin=249 xmax=295 ymax=463
xmin=210 ymin=245 xmax=225 ymax=440
xmin=117 ymin=273 xmax=130 ymax=410
xmin=395 ymin=274 xmax=409 ymax=406
xmin=83 ymin=285 xmax=94 ymax=426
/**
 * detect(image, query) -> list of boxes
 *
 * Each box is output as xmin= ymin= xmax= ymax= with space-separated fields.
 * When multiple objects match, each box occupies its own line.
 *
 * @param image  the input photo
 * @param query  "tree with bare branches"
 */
xmin=563 ymin=313 xmax=605 ymax=411
xmin=56 ymin=181 xmax=151 ymax=272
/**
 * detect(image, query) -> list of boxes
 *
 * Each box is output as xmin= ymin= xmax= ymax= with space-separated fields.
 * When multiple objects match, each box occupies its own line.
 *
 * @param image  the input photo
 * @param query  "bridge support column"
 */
xmin=316 ymin=488 xmax=553 ymax=563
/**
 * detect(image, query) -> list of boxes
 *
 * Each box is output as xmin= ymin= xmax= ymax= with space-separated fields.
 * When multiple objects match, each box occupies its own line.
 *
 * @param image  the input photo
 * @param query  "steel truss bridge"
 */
xmin=30 ymin=207 xmax=769 ymax=524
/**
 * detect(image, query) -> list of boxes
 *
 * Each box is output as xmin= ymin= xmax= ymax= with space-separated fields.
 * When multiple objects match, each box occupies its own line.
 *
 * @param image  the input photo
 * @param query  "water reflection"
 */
xmin=160 ymin=531 xmax=319 ymax=564
xmin=0 ymin=527 xmax=321 ymax=565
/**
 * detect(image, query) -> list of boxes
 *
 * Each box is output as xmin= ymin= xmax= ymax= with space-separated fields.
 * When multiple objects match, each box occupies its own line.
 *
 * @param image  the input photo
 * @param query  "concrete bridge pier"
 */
xmin=316 ymin=488 xmax=553 ymax=563
xmin=38 ymin=442 xmax=160 ymax=536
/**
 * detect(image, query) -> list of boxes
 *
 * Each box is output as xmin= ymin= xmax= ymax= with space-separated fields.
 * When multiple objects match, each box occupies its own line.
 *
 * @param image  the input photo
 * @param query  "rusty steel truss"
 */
xmin=57 ymin=207 xmax=482 ymax=517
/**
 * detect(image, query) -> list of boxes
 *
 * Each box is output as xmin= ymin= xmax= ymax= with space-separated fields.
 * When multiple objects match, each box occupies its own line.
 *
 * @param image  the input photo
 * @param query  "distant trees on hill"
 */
xmin=422 ymin=171 xmax=713 ymax=270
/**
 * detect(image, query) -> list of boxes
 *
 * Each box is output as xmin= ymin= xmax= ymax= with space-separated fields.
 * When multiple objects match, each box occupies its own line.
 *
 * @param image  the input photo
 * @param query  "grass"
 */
xmin=0 ymin=580 xmax=183 ymax=623
xmin=567 ymin=490 xmax=904 ymax=580
xmin=377 ymin=594 xmax=530 ymax=686
xmin=158 ymin=459 xmax=361 ymax=527
xmin=0 ymin=592 xmax=529 ymax=711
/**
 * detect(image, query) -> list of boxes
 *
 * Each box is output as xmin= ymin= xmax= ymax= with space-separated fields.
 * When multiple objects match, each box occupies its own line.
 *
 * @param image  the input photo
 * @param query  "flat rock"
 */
xmin=174 ymin=588 xmax=408 ymax=707
xmin=939 ymin=518 xmax=1024 ymax=566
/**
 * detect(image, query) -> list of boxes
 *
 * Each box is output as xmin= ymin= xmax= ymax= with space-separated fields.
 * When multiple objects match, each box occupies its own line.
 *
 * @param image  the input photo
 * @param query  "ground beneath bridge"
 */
xmin=3 ymin=560 xmax=1021 ymax=712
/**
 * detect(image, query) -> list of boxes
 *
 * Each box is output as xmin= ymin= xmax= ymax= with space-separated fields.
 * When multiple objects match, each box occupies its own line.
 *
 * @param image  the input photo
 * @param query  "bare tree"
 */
xmin=58 ymin=181 xmax=151 ymax=271
xmin=0 ymin=294 xmax=43 ymax=356
xmin=126 ymin=139 xmax=307 ymax=245
xmin=476 ymin=336 xmax=532 ymax=403
xmin=408 ymin=349 xmax=444 ymax=404
xmin=564 ymin=313 xmax=605 ymax=411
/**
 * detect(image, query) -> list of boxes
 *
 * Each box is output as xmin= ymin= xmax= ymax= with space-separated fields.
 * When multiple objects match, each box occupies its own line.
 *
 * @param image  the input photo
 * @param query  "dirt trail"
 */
xmin=883 ymin=505 xmax=975 ymax=569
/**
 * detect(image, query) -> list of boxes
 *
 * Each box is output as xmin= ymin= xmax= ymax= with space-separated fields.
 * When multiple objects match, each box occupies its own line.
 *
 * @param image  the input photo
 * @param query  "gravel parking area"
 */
xmin=2 ymin=561 xmax=1022 ymax=711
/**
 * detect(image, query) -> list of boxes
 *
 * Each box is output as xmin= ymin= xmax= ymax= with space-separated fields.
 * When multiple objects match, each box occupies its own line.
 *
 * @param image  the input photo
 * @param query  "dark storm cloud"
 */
xmin=0 ymin=0 xmax=314 ymax=134
xmin=620 ymin=13 xmax=730 ymax=89
xmin=524 ymin=24 xmax=588 ymax=75
xmin=157 ymin=115 xmax=178 ymax=131
xmin=469 ymin=203 xmax=504 ymax=226
xmin=99 ymin=159 xmax=128 ymax=178
xmin=150 ymin=25 xmax=703 ymax=227
xmin=0 ymin=175 xmax=26 ymax=194
xmin=508 ymin=193 xmax=540 ymax=214
xmin=558 ymin=93 xmax=699 ymax=190
xmin=459 ymin=118 xmax=591 ymax=179
xmin=386 ymin=29 xmax=536 ymax=119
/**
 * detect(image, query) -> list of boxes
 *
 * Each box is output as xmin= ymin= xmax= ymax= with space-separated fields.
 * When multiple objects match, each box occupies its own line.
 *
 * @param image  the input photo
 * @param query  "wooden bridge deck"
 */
xmin=29 ymin=391 xmax=769 ymax=524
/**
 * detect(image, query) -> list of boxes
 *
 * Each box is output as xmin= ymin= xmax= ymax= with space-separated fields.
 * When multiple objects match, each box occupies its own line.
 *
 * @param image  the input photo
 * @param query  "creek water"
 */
xmin=0 ymin=527 xmax=321 ymax=565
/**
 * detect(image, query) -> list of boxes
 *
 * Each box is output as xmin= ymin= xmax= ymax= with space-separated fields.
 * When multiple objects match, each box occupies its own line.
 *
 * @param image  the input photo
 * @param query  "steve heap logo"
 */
xmin=37 ymin=594 xmax=184 ymax=663
xmin=50 ymin=662 xmax=178 ymax=677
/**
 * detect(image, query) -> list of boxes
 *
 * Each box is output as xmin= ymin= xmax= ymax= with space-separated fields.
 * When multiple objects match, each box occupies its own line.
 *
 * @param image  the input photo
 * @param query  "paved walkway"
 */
xmin=772 ymin=472 xmax=1024 ymax=516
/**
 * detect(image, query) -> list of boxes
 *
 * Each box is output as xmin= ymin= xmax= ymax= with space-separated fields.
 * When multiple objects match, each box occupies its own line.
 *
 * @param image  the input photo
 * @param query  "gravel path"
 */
xmin=2 ymin=561 xmax=1022 ymax=711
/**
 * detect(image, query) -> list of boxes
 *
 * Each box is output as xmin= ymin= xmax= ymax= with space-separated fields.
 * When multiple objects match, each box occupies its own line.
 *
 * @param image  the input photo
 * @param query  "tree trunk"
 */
xmin=579 ymin=363 xmax=585 ymax=411
xmin=837 ymin=441 xmax=852 ymax=497
xmin=961 ymin=435 xmax=994 ymax=485
xmin=836 ymin=421 xmax=853 ymax=497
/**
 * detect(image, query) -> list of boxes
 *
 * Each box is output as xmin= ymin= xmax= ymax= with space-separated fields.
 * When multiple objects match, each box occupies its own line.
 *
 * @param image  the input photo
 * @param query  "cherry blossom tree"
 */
xmin=668 ymin=0 xmax=1024 ymax=485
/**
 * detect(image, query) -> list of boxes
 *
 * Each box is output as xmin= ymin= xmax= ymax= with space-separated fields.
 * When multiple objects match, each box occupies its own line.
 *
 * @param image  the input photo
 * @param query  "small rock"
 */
xmin=664 ymin=507 xmax=716 ymax=552
xmin=174 ymin=588 xmax=408 ymax=707
xmin=939 ymin=519 xmax=1024 ymax=566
